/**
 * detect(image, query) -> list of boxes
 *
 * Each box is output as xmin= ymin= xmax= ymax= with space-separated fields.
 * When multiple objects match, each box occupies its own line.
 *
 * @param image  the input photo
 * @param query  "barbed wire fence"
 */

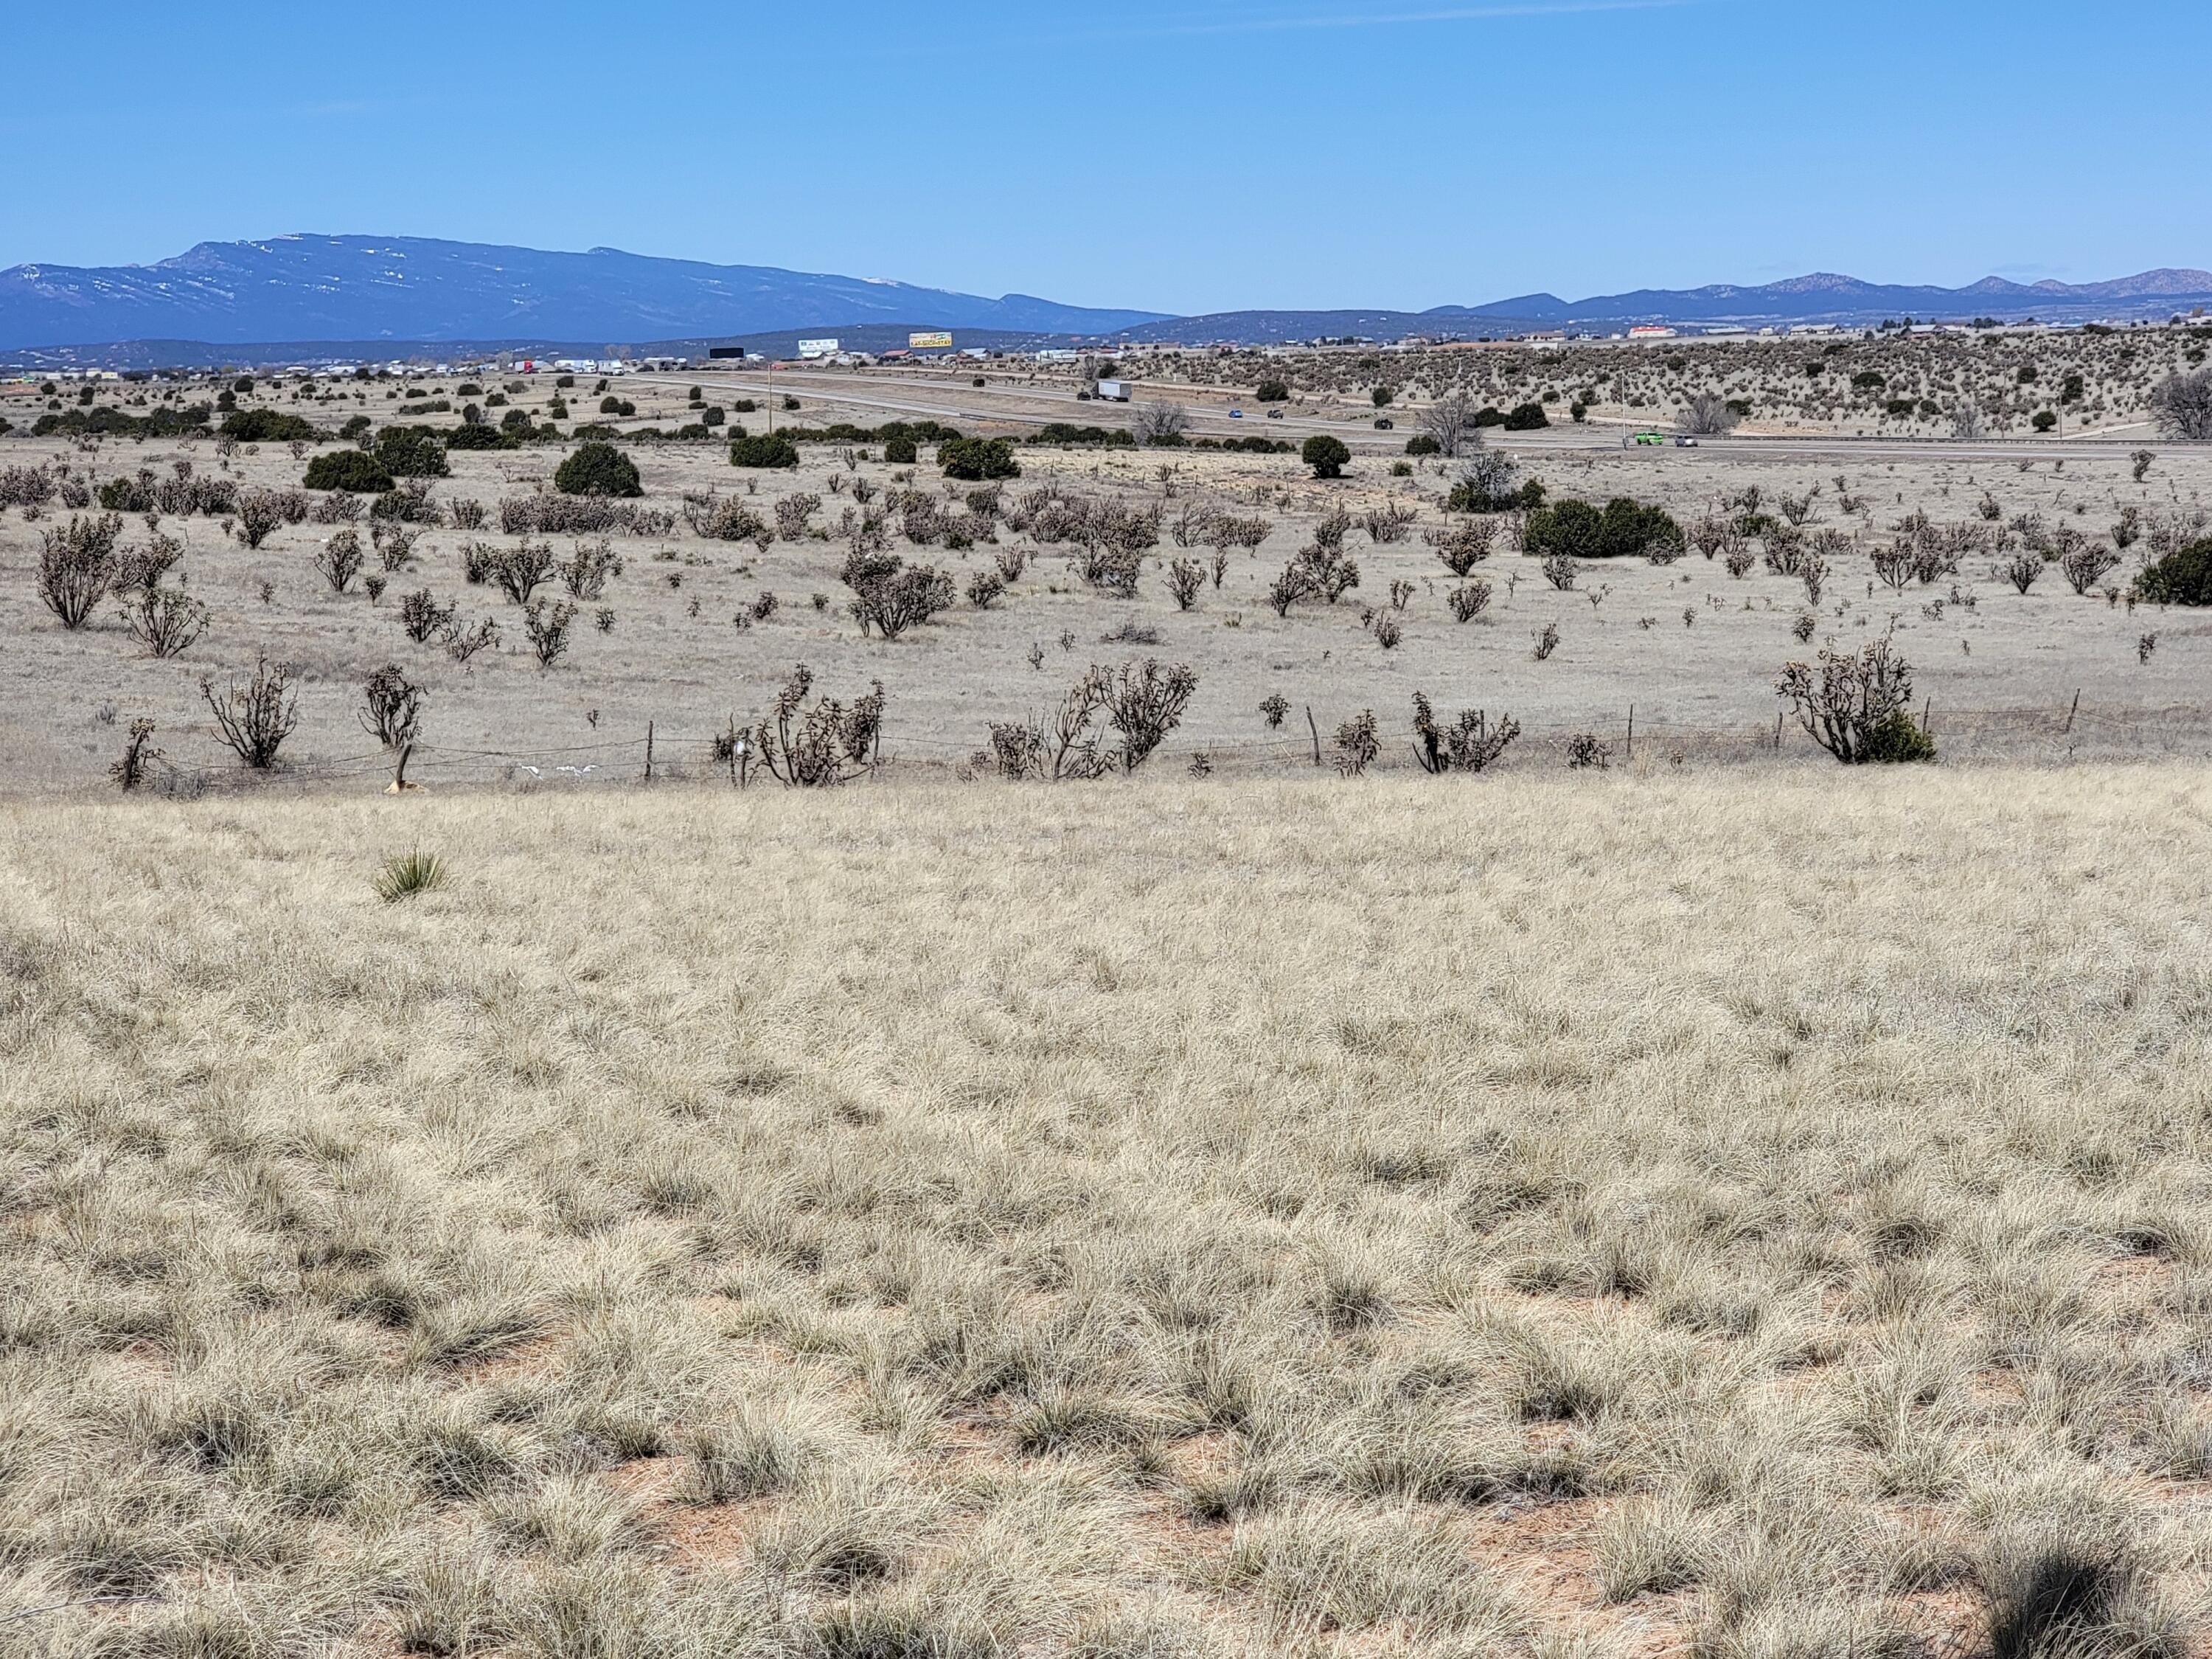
xmin=118 ymin=688 xmax=2212 ymax=799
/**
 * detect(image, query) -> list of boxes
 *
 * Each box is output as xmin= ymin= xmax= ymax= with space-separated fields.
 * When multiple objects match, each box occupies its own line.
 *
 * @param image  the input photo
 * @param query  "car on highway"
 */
xmin=1624 ymin=431 xmax=1669 ymax=448
xmin=1265 ymin=409 xmax=1284 ymax=420
xmin=1374 ymin=417 xmax=1394 ymax=430
xmin=1673 ymin=434 xmax=1700 ymax=447
xmin=1228 ymin=408 xmax=1243 ymax=419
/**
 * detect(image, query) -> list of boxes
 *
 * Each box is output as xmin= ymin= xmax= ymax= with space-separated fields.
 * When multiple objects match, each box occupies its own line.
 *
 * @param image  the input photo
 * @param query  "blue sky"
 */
xmin=2 ymin=0 xmax=2204 ymax=315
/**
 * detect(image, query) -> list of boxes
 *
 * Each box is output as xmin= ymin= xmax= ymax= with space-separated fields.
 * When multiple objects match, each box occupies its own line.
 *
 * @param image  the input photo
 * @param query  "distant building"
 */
xmin=1627 ymin=324 xmax=1677 ymax=340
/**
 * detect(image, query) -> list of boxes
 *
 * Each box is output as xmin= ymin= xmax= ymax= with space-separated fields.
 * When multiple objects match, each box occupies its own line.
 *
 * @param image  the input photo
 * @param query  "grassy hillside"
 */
xmin=2 ymin=770 xmax=2209 ymax=1658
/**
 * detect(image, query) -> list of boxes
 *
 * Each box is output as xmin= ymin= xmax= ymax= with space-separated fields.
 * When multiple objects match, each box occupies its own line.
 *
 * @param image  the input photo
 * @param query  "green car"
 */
xmin=1624 ymin=431 xmax=1669 ymax=448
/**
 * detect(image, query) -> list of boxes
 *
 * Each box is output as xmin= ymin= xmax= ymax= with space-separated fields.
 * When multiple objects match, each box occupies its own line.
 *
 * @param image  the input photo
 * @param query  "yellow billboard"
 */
xmin=908 ymin=330 xmax=954 ymax=349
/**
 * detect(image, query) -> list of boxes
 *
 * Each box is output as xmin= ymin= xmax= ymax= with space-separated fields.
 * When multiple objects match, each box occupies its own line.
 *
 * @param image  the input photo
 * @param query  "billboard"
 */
xmin=908 ymin=330 xmax=954 ymax=349
xmin=796 ymin=338 xmax=840 ymax=359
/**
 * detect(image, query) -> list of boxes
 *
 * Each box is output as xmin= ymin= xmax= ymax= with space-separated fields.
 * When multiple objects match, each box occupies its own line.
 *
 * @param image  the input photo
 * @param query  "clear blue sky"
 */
xmin=3 ymin=0 xmax=2203 ymax=315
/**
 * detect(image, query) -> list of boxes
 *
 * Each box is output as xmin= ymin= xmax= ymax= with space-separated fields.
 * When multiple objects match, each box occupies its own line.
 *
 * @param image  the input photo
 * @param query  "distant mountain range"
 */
xmin=0 ymin=234 xmax=1171 ymax=353
xmin=1 ymin=235 xmax=2208 ymax=365
xmin=1115 ymin=271 xmax=2212 ymax=345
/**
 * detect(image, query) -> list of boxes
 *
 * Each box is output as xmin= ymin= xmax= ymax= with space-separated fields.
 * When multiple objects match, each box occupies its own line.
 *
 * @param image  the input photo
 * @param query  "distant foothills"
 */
xmin=4 ymin=233 xmax=2211 ymax=368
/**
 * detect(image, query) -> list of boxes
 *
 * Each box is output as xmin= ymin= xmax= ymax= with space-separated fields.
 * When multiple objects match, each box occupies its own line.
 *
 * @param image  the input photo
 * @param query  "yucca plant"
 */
xmin=374 ymin=846 xmax=445 ymax=903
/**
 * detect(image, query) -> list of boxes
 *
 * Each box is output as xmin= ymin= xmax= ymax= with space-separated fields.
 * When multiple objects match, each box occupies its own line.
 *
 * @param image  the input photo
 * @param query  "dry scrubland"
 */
xmin=4 ymin=349 xmax=2211 ymax=792
xmin=4 ymin=770 xmax=2212 ymax=1658
xmin=1149 ymin=327 xmax=2212 ymax=438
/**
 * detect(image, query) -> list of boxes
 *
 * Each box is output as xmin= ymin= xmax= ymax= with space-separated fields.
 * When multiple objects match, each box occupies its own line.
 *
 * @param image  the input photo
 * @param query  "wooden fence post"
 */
xmin=645 ymin=720 xmax=655 ymax=782
xmin=1304 ymin=705 xmax=1322 ymax=768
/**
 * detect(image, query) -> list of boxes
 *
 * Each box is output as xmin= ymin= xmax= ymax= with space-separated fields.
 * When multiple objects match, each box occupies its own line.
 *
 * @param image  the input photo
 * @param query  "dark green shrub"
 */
xmin=220 ymin=408 xmax=319 ymax=444
xmin=554 ymin=441 xmax=642 ymax=498
xmin=2136 ymin=540 xmax=2212 ymax=605
xmin=1523 ymin=496 xmax=1683 ymax=560
xmin=939 ymin=438 xmax=1020 ymax=481
xmin=1404 ymin=434 xmax=1441 ymax=456
xmin=374 ymin=427 xmax=451 ymax=479
xmin=305 ymin=450 xmax=396 ymax=493
xmin=2032 ymin=411 xmax=2057 ymax=433
xmin=730 ymin=433 xmax=801 ymax=469
xmin=1501 ymin=402 xmax=1549 ymax=431
xmin=445 ymin=423 xmax=512 ymax=451
xmin=1255 ymin=380 xmax=1290 ymax=403
xmin=339 ymin=414 xmax=372 ymax=441
xmin=1862 ymin=711 xmax=1937 ymax=763
xmin=883 ymin=435 xmax=918 ymax=464
xmin=1302 ymin=434 xmax=1350 ymax=479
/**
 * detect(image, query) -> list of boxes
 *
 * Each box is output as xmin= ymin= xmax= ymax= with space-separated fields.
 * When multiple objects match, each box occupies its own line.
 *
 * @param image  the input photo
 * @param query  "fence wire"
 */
xmin=117 ymin=697 xmax=2202 ymax=799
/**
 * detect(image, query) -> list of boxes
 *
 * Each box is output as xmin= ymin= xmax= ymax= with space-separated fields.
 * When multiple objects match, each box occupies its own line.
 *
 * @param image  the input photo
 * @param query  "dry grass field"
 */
xmin=3 ymin=768 xmax=2211 ymax=1658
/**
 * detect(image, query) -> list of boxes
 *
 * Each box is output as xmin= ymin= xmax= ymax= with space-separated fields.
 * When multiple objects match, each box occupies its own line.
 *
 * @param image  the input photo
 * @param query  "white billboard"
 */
xmin=796 ymin=338 xmax=840 ymax=359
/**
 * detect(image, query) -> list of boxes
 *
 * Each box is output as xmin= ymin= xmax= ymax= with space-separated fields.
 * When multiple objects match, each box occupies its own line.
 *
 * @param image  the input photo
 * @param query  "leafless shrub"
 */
xmin=234 ymin=489 xmax=288 ymax=549
xmin=1100 ymin=658 xmax=1199 ymax=772
xmin=36 ymin=512 xmax=122 ymax=627
xmin=561 ymin=539 xmax=623 ymax=599
xmin=201 ymin=656 xmax=299 ymax=768
xmin=371 ymin=522 xmax=421 ymax=571
xmin=1333 ymin=710 xmax=1379 ymax=775
xmin=1533 ymin=621 xmax=1561 ymax=660
xmin=1171 ymin=501 xmax=1215 ymax=548
xmin=681 ymin=491 xmax=770 ymax=549
xmin=1412 ymin=692 xmax=1518 ymax=772
xmin=400 ymin=589 xmax=455 ymax=643
xmin=110 ymin=718 xmax=160 ymax=790
xmin=1419 ymin=389 xmax=1482 ymax=456
xmin=370 ymin=479 xmax=437 ymax=524
xmin=1363 ymin=502 xmax=1418 ymax=543
xmin=506 ymin=490 xmax=668 ymax=536
xmin=114 ymin=528 xmax=184 ymax=593
xmin=1259 ymin=692 xmax=1289 ymax=727
xmin=315 ymin=529 xmax=364 ymax=593
xmin=1801 ymin=552 xmax=1829 ymax=605
xmin=1167 ymin=558 xmax=1206 ymax=611
xmin=1777 ymin=629 xmax=1922 ymax=763
xmin=442 ymin=616 xmax=499 ymax=663
xmin=2059 ymin=544 xmax=2121 ymax=595
xmin=0 ymin=465 xmax=55 ymax=509
xmin=751 ymin=664 xmax=886 ymax=786
xmin=119 ymin=581 xmax=209 ymax=658
xmin=1371 ymin=612 xmax=1402 ymax=649
xmin=773 ymin=492 xmax=821 ymax=542
xmin=492 ymin=542 xmax=557 ymax=605
xmin=523 ymin=598 xmax=577 ymax=668
xmin=994 ymin=546 xmax=1029 ymax=582
xmin=1541 ymin=554 xmax=1578 ymax=591
xmin=1997 ymin=551 xmax=2044 ymax=594
xmin=1677 ymin=390 xmax=1740 ymax=435
xmin=842 ymin=550 xmax=953 ymax=639
xmin=2148 ymin=369 xmax=2212 ymax=439
xmin=359 ymin=664 xmax=426 ymax=786
xmin=1777 ymin=487 xmax=1822 ymax=527
xmin=1565 ymin=731 xmax=1610 ymax=768
xmin=1426 ymin=518 xmax=1495 ymax=577
xmin=448 ymin=497 xmax=488 ymax=531
xmin=966 ymin=570 xmax=1004 ymax=608
xmin=1133 ymin=401 xmax=1189 ymax=444
xmin=1448 ymin=580 xmax=1494 ymax=622
xmin=1207 ymin=513 xmax=1271 ymax=552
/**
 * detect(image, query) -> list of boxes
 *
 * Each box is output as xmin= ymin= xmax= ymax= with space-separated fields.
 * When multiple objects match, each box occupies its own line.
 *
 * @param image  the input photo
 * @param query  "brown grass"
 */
xmin=1 ymin=767 xmax=2211 ymax=1657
